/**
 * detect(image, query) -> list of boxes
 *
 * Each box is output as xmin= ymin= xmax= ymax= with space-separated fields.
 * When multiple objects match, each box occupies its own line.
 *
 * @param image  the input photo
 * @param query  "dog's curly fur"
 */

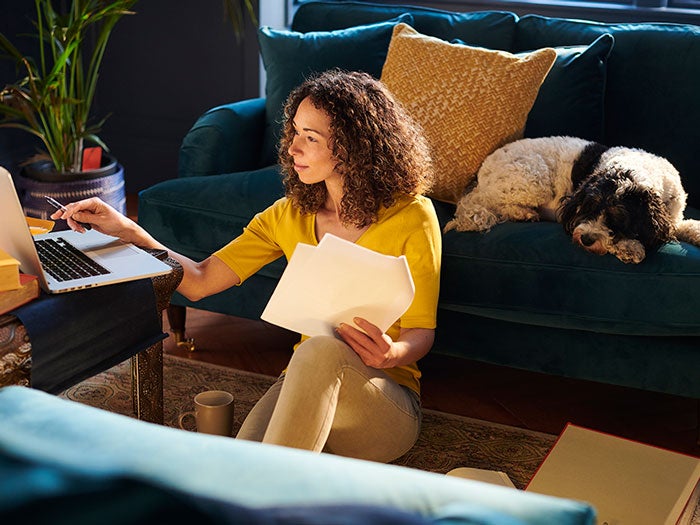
xmin=445 ymin=136 xmax=700 ymax=263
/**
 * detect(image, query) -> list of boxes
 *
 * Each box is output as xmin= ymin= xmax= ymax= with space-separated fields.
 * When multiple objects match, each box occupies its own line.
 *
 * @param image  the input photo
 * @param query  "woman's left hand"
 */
xmin=337 ymin=319 xmax=435 ymax=370
xmin=336 ymin=317 xmax=397 ymax=369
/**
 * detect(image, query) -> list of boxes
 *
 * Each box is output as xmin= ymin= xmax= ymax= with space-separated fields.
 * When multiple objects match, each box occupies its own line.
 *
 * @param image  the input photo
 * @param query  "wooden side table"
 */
xmin=0 ymin=256 xmax=182 ymax=424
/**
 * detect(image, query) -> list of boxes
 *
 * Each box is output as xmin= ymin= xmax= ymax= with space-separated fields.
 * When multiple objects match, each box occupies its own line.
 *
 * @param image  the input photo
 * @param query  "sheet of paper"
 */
xmin=261 ymin=234 xmax=415 ymax=337
xmin=446 ymin=467 xmax=516 ymax=488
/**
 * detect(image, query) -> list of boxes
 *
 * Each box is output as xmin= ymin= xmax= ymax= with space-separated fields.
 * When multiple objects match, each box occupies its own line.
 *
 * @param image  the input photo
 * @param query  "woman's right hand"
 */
xmin=50 ymin=197 xmax=148 ymax=246
xmin=51 ymin=197 xmax=243 ymax=301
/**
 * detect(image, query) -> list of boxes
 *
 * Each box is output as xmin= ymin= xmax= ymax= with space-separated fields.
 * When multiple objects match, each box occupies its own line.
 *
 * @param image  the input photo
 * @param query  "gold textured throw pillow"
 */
xmin=381 ymin=23 xmax=556 ymax=203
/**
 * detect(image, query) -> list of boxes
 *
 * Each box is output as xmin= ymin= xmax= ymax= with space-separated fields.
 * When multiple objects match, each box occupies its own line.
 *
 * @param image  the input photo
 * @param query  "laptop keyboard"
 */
xmin=35 ymin=237 xmax=110 ymax=282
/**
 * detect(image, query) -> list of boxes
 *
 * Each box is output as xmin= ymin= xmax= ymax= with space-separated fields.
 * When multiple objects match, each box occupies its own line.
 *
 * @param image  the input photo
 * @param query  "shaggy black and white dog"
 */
xmin=444 ymin=136 xmax=700 ymax=263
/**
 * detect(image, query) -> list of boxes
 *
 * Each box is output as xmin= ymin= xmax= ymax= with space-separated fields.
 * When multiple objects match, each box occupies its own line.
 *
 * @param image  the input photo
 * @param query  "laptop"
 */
xmin=0 ymin=166 xmax=172 ymax=293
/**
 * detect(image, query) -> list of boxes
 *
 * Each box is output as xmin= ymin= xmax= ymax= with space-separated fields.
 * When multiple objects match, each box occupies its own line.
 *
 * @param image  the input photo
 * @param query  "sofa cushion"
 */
xmin=434 ymin=200 xmax=700 ymax=336
xmin=523 ymin=34 xmax=614 ymax=142
xmin=4 ymin=435 xmax=536 ymax=525
xmin=291 ymin=0 xmax=518 ymax=50
xmin=1 ymin=450 xmax=444 ymax=524
xmin=452 ymin=34 xmax=614 ymax=142
xmin=257 ymin=14 xmax=412 ymax=167
xmin=381 ymin=23 xmax=556 ymax=204
xmin=0 ymin=386 xmax=596 ymax=525
xmin=513 ymin=15 xmax=700 ymax=206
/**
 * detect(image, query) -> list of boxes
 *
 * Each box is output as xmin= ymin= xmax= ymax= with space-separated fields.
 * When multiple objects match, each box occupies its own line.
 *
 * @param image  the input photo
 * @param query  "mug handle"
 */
xmin=178 ymin=410 xmax=195 ymax=430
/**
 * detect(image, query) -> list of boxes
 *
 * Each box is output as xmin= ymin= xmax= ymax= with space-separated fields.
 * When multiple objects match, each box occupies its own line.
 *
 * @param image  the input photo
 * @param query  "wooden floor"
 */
xmin=163 ymin=307 xmax=700 ymax=457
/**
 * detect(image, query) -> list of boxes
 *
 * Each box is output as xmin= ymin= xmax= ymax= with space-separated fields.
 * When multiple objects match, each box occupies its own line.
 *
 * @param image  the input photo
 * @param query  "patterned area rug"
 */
xmin=60 ymin=354 xmax=555 ymax=489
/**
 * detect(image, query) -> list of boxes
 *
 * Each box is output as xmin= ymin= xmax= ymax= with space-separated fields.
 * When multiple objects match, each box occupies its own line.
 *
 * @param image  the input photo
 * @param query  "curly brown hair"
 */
xmin=279 ymin=69 xmax=433 ymax=228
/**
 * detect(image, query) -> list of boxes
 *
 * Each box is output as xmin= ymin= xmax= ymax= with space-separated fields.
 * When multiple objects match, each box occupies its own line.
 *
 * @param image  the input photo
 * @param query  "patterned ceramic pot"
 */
xmin=16 ymin=156 xmax=126 ymax=230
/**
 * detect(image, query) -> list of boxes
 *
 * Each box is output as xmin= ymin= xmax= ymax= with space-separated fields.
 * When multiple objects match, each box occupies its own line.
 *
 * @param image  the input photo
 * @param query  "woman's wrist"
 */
xmin=120 ymin=220 xmax=155 ymax=248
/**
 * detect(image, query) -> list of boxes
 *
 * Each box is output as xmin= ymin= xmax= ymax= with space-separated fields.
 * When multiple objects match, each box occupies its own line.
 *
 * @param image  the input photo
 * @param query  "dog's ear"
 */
xmin=558 ymin=175 xmax=607 ymax=234
xmin=570 ymin=142 xmax=608 ymax=189
xmin=558 ymin=194 xmax=579 ymax=235
xmin=617 ymin=185 xmax=675 ymax=249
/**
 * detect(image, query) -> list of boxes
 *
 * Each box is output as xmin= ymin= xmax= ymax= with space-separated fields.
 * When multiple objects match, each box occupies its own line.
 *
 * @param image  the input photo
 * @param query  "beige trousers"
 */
xmin=236 ymin=335 xmax=422 ymax=463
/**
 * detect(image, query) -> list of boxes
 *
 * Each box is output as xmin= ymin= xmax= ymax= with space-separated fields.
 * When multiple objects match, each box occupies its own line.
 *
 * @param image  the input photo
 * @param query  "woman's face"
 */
xmin=287 ymin=97 xmax=339 ymax=186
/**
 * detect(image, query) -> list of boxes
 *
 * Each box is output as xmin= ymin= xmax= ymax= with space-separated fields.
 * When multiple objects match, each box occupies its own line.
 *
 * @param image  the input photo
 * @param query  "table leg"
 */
xmin=130 ymin=341 xmax=163 ymax=424
xmin=167 ymin=304 xmax=196 ymax=352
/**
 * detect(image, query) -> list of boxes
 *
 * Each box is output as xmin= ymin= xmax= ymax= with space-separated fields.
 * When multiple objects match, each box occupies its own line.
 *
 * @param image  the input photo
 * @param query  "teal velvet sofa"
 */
xmin=0 ymin=386 xmax=596 ymax=524
xmin=138 ymin=1 xmax=700 ymax=400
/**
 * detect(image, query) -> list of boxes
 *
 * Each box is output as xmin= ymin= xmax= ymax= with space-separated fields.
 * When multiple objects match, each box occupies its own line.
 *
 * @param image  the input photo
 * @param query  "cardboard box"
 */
xmin=526 ymin=424 xmax=700 ymax=525
xmin=0 ymin=248 xmax=20 ymax=291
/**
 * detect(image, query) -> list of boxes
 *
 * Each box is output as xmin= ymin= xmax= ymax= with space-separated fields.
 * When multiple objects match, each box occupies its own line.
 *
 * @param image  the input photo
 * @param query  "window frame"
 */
xmin=292 ymin=0 xmax=700 ymax=25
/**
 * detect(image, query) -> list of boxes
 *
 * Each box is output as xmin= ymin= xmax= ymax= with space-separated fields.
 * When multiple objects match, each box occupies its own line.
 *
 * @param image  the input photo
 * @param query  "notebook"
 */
xmin=0 ymin=166 xmax=172 ymax=294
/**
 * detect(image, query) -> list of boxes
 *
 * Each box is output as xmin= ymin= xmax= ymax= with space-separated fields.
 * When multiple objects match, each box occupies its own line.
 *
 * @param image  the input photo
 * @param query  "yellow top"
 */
xmin=213 ymin=194 xmax=442 ymax=393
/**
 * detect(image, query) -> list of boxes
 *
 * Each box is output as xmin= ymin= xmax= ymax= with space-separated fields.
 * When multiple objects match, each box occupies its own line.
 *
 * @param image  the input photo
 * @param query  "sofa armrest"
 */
xmin=178 ymin=97 xmax=267 ymax=178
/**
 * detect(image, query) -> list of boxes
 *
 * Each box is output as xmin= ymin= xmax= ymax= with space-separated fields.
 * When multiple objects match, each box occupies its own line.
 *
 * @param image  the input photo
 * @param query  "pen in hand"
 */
xmin=44 ymin=196 xmax=92 ymax=230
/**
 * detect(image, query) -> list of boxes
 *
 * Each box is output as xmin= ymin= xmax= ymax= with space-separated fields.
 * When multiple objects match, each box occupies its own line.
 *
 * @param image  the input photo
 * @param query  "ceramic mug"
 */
xmin=178 ymin=390 xmax=234 ymax=436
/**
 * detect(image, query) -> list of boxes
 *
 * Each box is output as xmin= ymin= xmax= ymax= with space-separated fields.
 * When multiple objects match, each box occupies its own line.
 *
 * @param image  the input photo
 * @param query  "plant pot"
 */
xmin=17 ymin=155 xmax=126 ymax=230
xmin=20 ymin=155 xmax=120 ymax=182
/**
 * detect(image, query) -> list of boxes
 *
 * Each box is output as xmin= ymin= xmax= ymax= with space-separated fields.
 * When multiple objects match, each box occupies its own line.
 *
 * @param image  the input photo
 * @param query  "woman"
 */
xmin=53 ymin=69 xmax=441 ymax=463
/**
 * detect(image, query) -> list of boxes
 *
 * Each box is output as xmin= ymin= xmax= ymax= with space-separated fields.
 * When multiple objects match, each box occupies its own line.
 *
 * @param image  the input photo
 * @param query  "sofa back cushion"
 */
xmin=522 ymin=34 xmax=614 ymax=142
xmin=291 ymin=0 xmax=518 ymax=50
xmin=257 ymin=15 xmax=412 ymax=166
xmin=448 ymin=33 xmax=614 ymax=144
xmin=514 ymin=15 xmax=700 ymax=206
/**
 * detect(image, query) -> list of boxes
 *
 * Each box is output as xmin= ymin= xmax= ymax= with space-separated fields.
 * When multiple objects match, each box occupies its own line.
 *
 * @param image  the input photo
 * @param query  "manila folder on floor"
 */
xmin=526 ymin=423 xmax=700 ymax=525
xmin=261 ymin=234 xmax=415 ymax=337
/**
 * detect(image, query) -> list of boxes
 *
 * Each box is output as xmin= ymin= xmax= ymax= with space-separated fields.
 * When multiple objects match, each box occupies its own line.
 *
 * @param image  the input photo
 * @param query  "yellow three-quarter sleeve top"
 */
xmin=213 ymin=194 xmax=442 ymax=394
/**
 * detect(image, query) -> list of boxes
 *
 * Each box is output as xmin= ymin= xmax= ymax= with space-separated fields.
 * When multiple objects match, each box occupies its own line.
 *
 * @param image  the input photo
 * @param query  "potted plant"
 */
xmin=0 ymin=0 xmax=138 ymax=221
xmin=1 ymin=0 xmax=256 ymax=222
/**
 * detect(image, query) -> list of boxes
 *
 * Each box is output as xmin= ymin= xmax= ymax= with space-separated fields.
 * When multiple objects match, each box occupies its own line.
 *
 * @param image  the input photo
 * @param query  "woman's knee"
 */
xmin=289 ymin=335 xmax=358 ymax=373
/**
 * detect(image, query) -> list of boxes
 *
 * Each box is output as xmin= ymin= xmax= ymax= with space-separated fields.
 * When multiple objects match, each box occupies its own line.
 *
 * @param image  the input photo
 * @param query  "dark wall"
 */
xmin=0 ymin=3 xmax=42 ymax=179
xmin=96 ymin=0 xmax=260 ymax=193
xmin=0 ymin=1 xmax=260 ymax=193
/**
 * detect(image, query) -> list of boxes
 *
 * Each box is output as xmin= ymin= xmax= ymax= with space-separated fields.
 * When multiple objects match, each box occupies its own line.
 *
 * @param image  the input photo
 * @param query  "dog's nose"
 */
xmin=580 ymin=234 xmax=596 ymax=247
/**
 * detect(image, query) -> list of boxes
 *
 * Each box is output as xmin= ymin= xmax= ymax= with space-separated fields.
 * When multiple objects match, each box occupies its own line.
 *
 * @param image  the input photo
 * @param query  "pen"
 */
xmin=44 ymin=196 xmax=92 ymax=230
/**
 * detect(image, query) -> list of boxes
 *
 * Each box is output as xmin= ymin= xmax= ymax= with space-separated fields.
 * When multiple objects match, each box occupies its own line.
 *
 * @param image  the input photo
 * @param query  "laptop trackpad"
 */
xmin=90 ymin=241 xmax=144 ymax=261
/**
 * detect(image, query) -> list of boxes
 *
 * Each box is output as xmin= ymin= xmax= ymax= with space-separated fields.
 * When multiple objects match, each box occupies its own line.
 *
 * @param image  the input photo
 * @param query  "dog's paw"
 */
xmin=674 ymin=219 xmax=700 ymax=246
xmin=444 ymin=215 xmax=481 ymax=232
xmin=444 ymin=217 xmax=486 ymax=232
xmin=611 ymin=239 xmax=646 ymax=264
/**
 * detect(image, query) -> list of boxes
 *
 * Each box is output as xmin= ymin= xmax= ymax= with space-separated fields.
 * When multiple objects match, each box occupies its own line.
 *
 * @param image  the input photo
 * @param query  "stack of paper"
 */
xmin=261 ymin=234 xmax=415 ymax=337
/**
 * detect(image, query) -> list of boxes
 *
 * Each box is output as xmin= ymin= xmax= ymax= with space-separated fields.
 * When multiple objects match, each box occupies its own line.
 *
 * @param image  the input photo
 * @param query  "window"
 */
xmin=670 ymin=0 xmax=700 ymax=9
xmin=293 ymin=0 xmax=700 ymax=24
